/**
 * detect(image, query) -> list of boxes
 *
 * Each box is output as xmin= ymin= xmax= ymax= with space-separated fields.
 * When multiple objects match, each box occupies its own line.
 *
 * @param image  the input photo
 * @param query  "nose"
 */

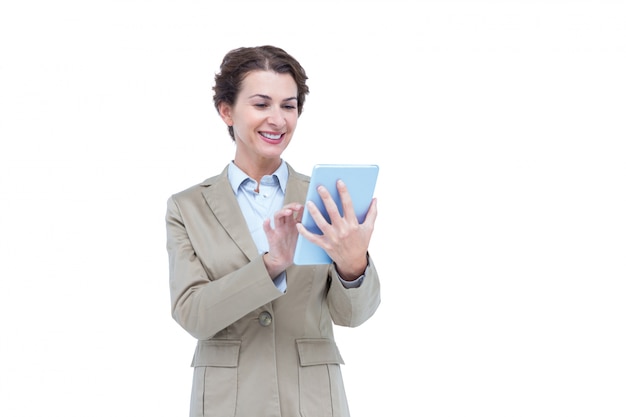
xmin=267 ymin=106 xmax=286 ymax=129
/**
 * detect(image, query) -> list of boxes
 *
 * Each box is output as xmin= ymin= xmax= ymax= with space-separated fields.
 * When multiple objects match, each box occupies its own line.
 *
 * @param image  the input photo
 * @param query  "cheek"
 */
xmin=287 ymin=114 xmax=299 ymax=129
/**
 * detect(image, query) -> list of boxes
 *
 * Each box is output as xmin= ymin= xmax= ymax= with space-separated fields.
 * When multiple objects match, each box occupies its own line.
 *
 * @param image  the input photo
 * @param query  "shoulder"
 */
xmin=169 ymin=165 xmax=229 ymax=203
xmin=286 ymin=162 xmax=310 ymax=184
xmin=284 ymin=162 xmax=311 ymax=202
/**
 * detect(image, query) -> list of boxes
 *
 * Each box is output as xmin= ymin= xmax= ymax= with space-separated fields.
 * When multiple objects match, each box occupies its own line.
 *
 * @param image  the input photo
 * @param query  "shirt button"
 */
xmin=258 ymin=311 xmax=272 ymax=327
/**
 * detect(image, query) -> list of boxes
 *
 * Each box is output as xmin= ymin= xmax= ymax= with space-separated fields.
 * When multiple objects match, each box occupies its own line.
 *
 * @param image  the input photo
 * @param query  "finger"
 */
xmin=362 ymin=197 xmax=378 ymax=228
xmin=283 ymin=202 xmax=303 ymax=212
xmin=273 ymin=208 xmax=293 ymax=225
xmin=316 ymin=185 xmax=342 ymax=222
xmin=304 ymin=200 xmax=331 ymax=232
xmin=262 ymin=217 xmax=273 ymax=234
xmin=294 ymin=205 xmax=304 ymax=223
xmin=336 ymin=179 xmax=357 ymax=223
xmin=296 ymin=222 xmax=325 ymax=247
xmin=278 ymin=203 xmax=303 ymax=223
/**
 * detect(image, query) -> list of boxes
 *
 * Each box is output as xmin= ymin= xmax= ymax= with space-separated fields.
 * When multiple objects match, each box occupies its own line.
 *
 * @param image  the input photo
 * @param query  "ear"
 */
xmin=218 ymin=102 xmax=233 ymax=126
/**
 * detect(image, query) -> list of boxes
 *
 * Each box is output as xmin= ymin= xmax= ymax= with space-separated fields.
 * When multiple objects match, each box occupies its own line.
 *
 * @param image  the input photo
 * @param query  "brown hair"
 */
xmin=213 ymin=45 xmax=309 ymax=141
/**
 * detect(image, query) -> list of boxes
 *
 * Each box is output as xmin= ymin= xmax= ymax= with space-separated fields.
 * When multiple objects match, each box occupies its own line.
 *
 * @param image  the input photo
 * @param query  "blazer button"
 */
xmin=258 ymin=311 xmax=272 ymax=327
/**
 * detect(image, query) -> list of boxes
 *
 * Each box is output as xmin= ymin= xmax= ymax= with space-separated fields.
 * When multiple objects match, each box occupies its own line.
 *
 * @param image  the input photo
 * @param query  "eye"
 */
xmin=254 ymin=103 xmax=269 ymax=108
xmin=282 ymin=104 xmax=297 ymax=110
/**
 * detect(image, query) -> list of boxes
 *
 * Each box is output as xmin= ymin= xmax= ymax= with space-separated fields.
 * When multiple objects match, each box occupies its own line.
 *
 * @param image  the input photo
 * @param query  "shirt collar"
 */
xmin=228 ymin=160 xmax=289 ymax=194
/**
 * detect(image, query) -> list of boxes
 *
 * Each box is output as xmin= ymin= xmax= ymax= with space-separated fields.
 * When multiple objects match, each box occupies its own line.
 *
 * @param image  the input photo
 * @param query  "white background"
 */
xmin=1 ymin=1 xmax=625 ymax=416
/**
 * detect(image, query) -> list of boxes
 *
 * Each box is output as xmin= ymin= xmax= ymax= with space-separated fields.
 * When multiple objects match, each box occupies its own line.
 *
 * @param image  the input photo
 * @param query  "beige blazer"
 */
xmin=166 ymin=162 xmax=381 ymax=417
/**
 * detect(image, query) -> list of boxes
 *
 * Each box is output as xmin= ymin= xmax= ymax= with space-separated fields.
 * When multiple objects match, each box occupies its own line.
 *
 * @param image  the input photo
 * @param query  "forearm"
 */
xmin=170 ymin=256 xmax=282 ymax=340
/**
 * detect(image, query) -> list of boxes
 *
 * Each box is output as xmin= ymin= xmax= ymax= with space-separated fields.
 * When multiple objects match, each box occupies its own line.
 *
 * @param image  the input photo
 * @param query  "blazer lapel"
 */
xmin=200 ymin=163 xmax=311 ymax=262
xmin=201 ymin=168 xmax=259 ymax=261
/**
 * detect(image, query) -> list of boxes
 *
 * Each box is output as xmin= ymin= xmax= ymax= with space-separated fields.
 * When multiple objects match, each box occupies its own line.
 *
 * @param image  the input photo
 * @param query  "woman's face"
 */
xmin=220 ymin=70 xmax=299 ymax=172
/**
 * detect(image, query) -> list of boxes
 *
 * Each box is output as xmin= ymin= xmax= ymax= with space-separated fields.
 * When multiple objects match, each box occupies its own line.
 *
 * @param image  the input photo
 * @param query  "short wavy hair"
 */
xmin=213 ymin=45 xmax=309 ymax=141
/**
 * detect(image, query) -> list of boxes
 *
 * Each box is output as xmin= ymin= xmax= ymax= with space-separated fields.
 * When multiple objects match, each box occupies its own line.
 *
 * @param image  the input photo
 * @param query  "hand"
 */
xmin=263 ymin=202 xmax=304 ymax=278
xmin=296 ymin=180 xmax=378 ymax=280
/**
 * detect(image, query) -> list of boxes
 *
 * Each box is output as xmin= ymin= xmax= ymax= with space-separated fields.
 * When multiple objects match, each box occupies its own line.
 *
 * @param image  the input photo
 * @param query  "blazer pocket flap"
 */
xmin=296 ymin=338 xmax=345 ymax=366
xmin=191 ymin=339 xmax=241 ymax=367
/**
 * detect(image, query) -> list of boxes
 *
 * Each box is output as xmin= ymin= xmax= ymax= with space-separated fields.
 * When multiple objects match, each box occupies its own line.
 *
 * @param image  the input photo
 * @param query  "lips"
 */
xmin=259 ymin=131 xmax=283 ymax=141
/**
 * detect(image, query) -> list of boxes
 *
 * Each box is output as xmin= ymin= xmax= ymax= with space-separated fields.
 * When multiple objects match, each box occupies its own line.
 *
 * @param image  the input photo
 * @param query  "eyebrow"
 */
xmin=248 ymin=94 xmax=298 ymax=102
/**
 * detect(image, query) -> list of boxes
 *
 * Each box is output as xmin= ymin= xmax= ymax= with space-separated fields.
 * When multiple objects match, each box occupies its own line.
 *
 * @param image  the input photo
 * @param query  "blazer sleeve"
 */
xmin=166 ymin=195 xmax=283 ymax=340
xmin=327 ymin=254 xmax=381 ymax=327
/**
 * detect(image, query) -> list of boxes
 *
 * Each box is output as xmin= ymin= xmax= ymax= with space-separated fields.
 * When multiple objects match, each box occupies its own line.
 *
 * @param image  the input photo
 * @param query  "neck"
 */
xmin=233 ymin=157 xmax=282 ymax=186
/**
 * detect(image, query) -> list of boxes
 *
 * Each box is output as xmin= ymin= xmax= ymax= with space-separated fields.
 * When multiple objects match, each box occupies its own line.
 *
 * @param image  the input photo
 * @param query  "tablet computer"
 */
xmin=293 ymin=164 xmax=379 ymax=265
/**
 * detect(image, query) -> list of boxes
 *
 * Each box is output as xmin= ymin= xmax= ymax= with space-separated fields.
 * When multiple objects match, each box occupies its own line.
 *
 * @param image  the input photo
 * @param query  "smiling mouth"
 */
xmin=259 ymin=132 xmax=283 ymax=140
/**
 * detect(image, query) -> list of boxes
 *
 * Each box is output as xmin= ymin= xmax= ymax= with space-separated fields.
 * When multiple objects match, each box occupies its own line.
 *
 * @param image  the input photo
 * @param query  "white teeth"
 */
xmin=261 ymin=132 xmax=281 ymax=140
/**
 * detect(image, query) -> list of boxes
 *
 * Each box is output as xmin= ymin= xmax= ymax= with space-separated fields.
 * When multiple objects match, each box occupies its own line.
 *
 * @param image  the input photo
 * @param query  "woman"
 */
xmin=166 ymin=45 xmax=381 ymax=417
